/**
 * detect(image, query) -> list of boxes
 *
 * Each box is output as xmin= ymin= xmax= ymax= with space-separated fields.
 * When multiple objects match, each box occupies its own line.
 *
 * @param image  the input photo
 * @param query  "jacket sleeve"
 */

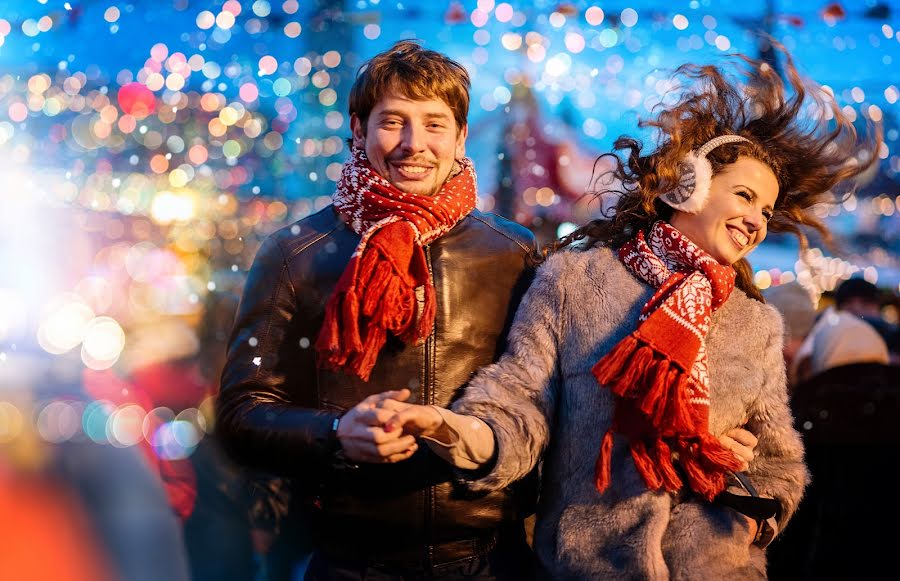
xmin=216 ymin=235 xmax=339 ymax=476
xmin=451 ymin=252 xmax=566 ymax=492
xmin=744 ymin=308 xmax=809 ymax=533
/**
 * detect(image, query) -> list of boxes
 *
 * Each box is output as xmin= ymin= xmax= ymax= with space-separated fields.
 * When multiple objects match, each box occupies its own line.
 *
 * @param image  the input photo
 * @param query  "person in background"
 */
xmin=834 ymin=277 xmax=884 ymax=320
xmin=0 ymin=350 xmax=191 ymax=581
xmin=767 ymin=310 xmax=899 ymax=580
xmin=85 ymin=297 xmax=264 ymax=581
xmin=833 ymin=277 xmax=899 ymax=363
xmin=790 ymin=279 xmax=900 ymax=383
xmin=182 ymin=291 xmax=264 ymax=581
xmin=82 ymin=319 xmax=203 ymax=523
xmin=762 ymin=281 xmax=818 ymax=386
xmin=805 ymin=310 xmax=890 ymax=376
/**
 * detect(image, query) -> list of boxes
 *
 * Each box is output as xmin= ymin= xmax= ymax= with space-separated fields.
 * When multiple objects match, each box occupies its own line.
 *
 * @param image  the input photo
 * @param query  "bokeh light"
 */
xmin=0 ymin=1 xmax=894 ymax=487
xmin=81 ymin=316 xmax=126 ymax=370
xmin=37 ymin=295 xmax=95 ymax=355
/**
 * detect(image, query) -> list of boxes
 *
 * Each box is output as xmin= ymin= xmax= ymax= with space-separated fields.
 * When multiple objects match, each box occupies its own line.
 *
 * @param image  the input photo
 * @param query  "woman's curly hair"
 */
xmin=553 ymin=46 xmax=878 ymax=301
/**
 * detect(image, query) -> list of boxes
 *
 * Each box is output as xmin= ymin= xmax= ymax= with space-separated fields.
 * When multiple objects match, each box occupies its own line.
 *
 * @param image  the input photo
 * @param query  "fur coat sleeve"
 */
xmin=451 ymin=252 xmax=568 ymax=492
xmin=738 ymin=302 xmax=809 ymax=530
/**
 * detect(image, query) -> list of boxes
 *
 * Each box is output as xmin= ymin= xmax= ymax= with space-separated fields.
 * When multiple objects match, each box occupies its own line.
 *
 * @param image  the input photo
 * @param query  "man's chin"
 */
xmin=393 ymin=181 xmax=440 ymax=197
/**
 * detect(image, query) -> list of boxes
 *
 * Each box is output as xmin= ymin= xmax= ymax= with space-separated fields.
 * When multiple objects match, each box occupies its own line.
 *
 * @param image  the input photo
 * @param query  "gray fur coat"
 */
xmin=453 ymin=246 xmax=808 ymax=580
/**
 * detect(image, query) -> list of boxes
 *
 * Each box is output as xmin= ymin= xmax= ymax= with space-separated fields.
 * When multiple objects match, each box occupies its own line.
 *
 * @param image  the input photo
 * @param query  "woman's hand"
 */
xmin=336 ymin=389 xmax=419 ymax=463
xmin=744 ymin=515 xmax=759 ymax=543
xmin=380 ymin=398 xmax=444 ymax=439
xmin=719 ymin=428 xmax=758 ymax=472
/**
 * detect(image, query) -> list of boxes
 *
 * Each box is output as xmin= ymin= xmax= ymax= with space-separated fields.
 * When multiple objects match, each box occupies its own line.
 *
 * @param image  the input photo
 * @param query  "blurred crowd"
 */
xmin=0 ymin=291 xmax=306 ymax=581
xmin=764 ymin=277 xmax=900 ymax=580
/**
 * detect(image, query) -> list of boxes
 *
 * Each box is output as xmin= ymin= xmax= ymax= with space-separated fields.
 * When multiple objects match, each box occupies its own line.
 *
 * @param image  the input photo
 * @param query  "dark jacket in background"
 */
xmin=768 ymin=362 xmax=900 ymax=580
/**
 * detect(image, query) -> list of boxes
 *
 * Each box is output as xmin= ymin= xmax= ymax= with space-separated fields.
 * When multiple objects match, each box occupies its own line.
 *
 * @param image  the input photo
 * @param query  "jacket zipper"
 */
xmin=424 ymin=244 xmax=435 ymax=406
xmin=423 ymin=244 xmax=436 ymax=567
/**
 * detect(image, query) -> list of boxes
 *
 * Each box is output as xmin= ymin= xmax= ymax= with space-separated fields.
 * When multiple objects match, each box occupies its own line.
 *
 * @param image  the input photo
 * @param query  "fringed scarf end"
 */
xmin=594 ymin=430 xmax=615 ymax=493
xmin=675 ymin=435 xmax=743 ymax=501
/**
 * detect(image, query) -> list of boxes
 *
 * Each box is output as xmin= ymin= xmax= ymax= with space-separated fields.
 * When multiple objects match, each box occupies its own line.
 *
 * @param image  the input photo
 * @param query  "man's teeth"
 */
xmin=400 ymin=166 xmax=428 ymax=174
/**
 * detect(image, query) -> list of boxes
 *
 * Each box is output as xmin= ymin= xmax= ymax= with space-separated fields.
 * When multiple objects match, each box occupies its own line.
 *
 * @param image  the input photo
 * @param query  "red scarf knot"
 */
xmin=592 ymin=221 xmax=741 ymax=500
xmin=315 ymin=148 xmax=477 ymax=381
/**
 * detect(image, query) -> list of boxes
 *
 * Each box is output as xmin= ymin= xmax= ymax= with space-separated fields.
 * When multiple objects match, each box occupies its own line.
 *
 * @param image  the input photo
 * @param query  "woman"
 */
xmin=385 ymin=49 xmax=875 ymax=579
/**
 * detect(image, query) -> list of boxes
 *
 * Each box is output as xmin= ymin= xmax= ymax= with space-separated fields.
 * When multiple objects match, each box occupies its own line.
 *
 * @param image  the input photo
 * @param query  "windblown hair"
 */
xmin=554 ymin=46 xmax=877 ymax=301
xmin=349 ymin=40 xmax=471 ymax=130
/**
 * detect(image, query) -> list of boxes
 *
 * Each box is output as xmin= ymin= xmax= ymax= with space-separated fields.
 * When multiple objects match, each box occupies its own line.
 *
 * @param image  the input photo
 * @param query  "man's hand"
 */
xmin=719 ymin=427 xmax=759 ymax=472
xmin=336 ymin=389 xmax=418 ymax=463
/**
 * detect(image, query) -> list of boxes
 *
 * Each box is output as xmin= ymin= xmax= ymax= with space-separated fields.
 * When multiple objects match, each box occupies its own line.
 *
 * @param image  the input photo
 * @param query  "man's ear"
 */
xmin=455 ymin=124 xmax=468 ymax=159
xmin=350 ymin=114 xmax=366 ymax=149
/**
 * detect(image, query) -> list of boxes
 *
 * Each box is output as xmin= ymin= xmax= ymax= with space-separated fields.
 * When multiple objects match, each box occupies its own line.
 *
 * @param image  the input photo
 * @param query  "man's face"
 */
xmin=841 ymin=297 xmax=882 ymax=319
xmin=351 ymin=93 xmax=467 ymax=197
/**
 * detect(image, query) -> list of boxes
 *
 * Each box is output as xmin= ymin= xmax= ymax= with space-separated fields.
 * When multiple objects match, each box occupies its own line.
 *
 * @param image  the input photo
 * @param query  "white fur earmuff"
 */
xmin=660 ymin=135 xmax=750 ymax=214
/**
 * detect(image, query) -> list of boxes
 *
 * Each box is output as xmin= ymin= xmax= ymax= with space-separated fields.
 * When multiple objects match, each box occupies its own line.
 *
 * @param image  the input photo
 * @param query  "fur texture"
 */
xmin=454 ymin=246 xmax=808 ymax=580
xmin=661 ymin=135 xmax=750 ymax=214
xmin=662 ymin=149 xmax=711 ymax=213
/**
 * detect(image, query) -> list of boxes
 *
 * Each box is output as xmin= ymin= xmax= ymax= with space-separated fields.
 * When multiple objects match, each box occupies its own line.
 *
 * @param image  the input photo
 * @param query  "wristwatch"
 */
xmin=329 ymin=414 xmax=358 ymax=470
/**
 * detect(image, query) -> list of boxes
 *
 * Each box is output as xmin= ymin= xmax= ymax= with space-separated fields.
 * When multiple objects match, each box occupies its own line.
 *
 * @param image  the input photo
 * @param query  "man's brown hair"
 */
xmin=349 ymin=40 xmax=471 ymax=130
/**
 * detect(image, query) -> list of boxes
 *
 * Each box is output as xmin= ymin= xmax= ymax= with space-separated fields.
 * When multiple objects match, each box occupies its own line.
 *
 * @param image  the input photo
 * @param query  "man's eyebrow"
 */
xmin=375 ymin=109 xmax=452 ymax=120
xmin=376 ymin=109 xmax=406 ymax=118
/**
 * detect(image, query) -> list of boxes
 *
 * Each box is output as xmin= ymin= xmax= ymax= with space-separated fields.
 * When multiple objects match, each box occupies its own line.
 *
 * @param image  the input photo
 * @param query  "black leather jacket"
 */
xmin=217 ymin=206 xmax=538 ymax=565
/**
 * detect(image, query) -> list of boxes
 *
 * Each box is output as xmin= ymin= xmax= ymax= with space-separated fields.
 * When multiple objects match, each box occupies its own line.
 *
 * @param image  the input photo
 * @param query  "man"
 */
xmin=833 ymin=277 xmax=899 ymax=362
xmin=217 ymin=41 xmax=538 ymax=579
xmin=788 ymin=278 xmax=899 ymax=382
xmin=834 ymin=277 xmax=883 ymax=320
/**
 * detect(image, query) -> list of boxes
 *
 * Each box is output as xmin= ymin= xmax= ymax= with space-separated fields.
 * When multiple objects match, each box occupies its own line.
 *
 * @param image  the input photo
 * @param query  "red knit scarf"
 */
xmin=592 ymin=221 xmax=743 ymax=500
xmin=315 ymin=148 xmax=477 ymax=381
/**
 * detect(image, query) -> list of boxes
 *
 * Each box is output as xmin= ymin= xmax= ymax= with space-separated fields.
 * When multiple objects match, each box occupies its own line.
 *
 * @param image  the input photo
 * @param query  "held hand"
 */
xmin=719 ymin=427 xmax=758 ymax=472
xmin=383 ymin=403 xmax=444 ymax=439
xmin=337 ymin=389 xmax=417 ymax=463
xmin=370 ymin=389 xmax=444 ymax=438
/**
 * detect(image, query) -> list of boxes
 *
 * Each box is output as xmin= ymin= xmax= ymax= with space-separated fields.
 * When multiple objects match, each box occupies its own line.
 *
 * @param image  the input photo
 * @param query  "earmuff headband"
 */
xmin=661 ymin=134 xmax=750 ymax=214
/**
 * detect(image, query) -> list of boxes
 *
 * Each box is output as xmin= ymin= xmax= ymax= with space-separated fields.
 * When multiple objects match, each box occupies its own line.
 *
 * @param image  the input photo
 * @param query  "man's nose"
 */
xmin=400 ymin=123 xmax=426 ymax=153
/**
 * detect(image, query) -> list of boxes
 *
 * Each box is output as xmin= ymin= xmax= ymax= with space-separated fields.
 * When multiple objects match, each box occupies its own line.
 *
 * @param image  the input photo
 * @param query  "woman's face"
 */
xmin=670 ymin=156 xmax=779 ymax=265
